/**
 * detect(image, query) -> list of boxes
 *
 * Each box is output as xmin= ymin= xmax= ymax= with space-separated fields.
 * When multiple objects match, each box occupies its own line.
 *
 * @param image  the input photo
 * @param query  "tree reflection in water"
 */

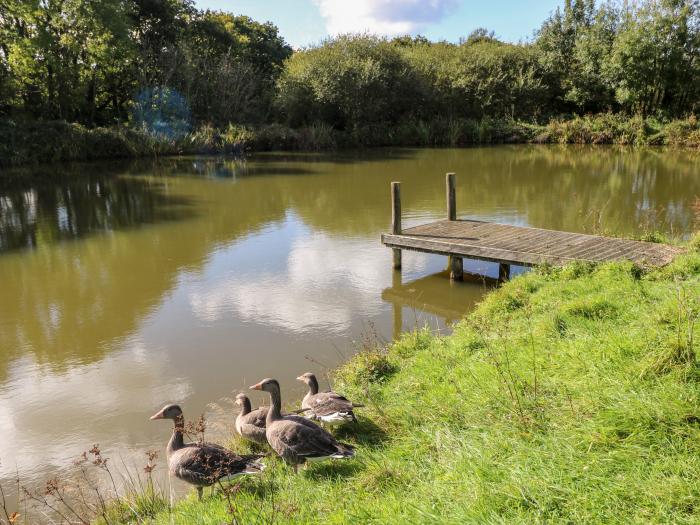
xmin=0 ymin=171 xmax=194 ymax=252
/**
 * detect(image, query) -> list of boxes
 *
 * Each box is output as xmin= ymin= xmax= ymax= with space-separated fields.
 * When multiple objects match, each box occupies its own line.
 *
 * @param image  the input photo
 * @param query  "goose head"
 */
xmin=235 ymin=393 xmax=253 ymax=413
xmin=296 ymin=372 xmax=315 ymax=384
xmin=150 ymin=404 xmax=183 ymax=421
xmin=296 ymin=372 xmax=319 ymax=394
xmin=249 ymin=378 xmax=279 ymax=394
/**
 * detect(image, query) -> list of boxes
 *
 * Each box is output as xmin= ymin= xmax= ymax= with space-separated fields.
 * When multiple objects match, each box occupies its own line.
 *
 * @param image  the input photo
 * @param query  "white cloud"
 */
xmin=188 ymin=232 xmax=388 ymax=334
xmin=0 ymin=340 xmax=192 ymax=480
xmin=313 ymin=0 xmax=460 ymax=37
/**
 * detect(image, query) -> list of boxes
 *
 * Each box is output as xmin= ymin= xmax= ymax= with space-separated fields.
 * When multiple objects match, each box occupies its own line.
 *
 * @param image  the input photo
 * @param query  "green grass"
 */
xmin=104 ymin=237 xmax=700 ymax=524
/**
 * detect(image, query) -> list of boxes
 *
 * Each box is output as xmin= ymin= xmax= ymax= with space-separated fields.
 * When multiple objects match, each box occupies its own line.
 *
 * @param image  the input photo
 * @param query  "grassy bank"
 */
xmin=100 ymin=237 xmax=700 ymax=524
xmin=2 ymin=114 xmax=700 ymax=167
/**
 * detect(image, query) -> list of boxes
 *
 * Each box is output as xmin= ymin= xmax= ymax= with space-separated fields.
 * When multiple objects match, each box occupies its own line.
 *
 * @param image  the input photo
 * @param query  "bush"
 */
xmin=276 ymin=35 xmax=423 ymax=130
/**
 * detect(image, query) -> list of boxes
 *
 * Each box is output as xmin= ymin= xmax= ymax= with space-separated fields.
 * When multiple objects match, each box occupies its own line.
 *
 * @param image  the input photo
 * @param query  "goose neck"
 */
xmin=167 ymin=416 xmax=185 ymax=455
xmin=307 ymin=375 xmax=319 ymax=395
xmin=266 ymin=387 xmax=283 ymax=423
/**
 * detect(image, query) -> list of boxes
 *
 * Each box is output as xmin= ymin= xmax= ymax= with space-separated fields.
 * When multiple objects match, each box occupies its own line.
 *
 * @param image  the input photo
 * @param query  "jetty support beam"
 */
xmin=499 ymin=262 xmax=511 ymax=283
xmin=446 ymin=173 xmax=463 ymax=281
xmin=391 ymin=181 xmax=401 ymax=269
xmin=450 ymin=255 xmax=463 ymax=281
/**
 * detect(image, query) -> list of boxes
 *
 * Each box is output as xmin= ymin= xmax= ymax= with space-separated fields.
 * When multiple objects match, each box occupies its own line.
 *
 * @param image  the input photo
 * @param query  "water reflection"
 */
xmin=384 ymin=270 xmax=495 ymax=338
xmin=0 ymin=339 xmax=192 ymax=479
xmin=0 ymin=172 xmax=193 ymax=252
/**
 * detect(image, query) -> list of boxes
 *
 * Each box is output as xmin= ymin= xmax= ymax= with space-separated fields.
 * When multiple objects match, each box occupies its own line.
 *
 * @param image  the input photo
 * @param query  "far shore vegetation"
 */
xmin=2 ymin=0 xmax=700 ymax=166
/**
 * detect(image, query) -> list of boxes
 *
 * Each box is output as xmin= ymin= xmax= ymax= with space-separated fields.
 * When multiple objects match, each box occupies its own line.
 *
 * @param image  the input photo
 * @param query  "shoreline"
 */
xmin=2 ymin=114 xmax=699 ymax=169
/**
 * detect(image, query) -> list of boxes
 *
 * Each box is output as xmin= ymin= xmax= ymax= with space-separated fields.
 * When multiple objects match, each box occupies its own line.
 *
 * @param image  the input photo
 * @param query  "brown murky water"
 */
xmin=1 ymin=146 xmax=699 ymax=509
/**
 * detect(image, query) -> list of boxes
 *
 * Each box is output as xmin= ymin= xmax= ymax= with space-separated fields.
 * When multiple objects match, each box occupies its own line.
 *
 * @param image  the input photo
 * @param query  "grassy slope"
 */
xmin=111 ymin=242 xmax=700 ymax=524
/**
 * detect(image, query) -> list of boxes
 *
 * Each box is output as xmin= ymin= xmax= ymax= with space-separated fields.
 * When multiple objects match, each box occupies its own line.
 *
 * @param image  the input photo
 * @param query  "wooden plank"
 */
xmin=381 ymin=219 xmax=683 ymax=269
xmin=382 ymin=181 xmax=682 ymax=275
xmin=382 ymin=233 xmax=579 ymax=266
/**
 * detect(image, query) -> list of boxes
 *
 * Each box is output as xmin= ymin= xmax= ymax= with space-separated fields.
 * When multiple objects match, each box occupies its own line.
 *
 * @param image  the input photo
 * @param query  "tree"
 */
xmin=171 ymin=11 xmax=292 ymax=124
xmin=1 ymin=0 xmax=138 ymax=123
xmin=536 ymin=0 xmax=598 ymax=112
xmin=277 ymin=35 xmax=421 ymax=129
xmin=605 ymin=0 xmax=700 ymax=115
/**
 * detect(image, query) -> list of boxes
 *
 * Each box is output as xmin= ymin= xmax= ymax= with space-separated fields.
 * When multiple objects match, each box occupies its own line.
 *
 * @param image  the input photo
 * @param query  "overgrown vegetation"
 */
xmin=2 ymin=114 xmax=700 ymax=167
xmin=0 ymin=445 xmax=168 ymax=525
xmin=1 ymin=1 xmax=700 ymax=165
xmin=84 ymin=238 xmax=700 ymax=524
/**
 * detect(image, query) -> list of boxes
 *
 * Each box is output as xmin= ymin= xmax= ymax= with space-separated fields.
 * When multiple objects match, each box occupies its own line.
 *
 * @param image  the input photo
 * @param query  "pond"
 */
xmin=0 ymin=145 xmax=698 ymax=509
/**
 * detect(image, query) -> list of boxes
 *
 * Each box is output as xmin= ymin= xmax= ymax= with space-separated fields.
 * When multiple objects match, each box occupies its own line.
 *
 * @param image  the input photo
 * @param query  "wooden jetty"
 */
xmin=382 ymin=174 xmax=684 ymax=282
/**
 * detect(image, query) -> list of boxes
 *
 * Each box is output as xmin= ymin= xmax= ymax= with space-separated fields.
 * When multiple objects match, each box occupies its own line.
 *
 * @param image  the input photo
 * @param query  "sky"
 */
xmin=193 ymin=0 xmax=564 ymax=48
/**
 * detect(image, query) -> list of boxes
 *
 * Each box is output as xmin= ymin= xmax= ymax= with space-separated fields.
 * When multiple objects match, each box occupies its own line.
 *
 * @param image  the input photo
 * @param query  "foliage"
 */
xmin=277 ymin=35 xmax=422 ymax=131
xmin=1 ymin=0 xmax=700 ymax=164
xmin=536 ymin=0 xmax=700 ymax=116
xmin=0 ymin=0 xmax=291 ymax=127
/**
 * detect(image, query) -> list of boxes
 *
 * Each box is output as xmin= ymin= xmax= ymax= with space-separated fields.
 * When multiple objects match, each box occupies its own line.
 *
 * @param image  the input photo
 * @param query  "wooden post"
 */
xmin=446 ymin=173 xmax=461 ymax=279
xmin=446 ymin=172 xmax=456 ymax=221
xmin=498 ymin=263 xmax=511 ymax=283
xmin=391 ymin=181 xmax=401 ymax=269
xmin=450 ymin=255 xmax=463 ymax=281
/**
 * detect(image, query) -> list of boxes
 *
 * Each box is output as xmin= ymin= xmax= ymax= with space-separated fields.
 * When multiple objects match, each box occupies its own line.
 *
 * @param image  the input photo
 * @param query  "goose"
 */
xmin=296 ymin=372 xmax=362 ymax=426
xmin=150 ymin=404 xmax=265 ymax=500
xmin=234 ymin=393 xmax=268 ymax=445
xmin=249 ymin=378 xmax=354 ymax=472
xmin=234 ymin=394 xmax=320 ymax=445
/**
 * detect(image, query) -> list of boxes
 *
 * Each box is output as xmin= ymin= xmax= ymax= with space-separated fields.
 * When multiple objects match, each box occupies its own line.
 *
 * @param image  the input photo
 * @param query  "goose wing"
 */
xmin=173 ymin=445 xmax=263 ymax=485
xmin=307 ymin=392 xmax=354 ymax=417
xmin=271 ymin=418 xmax=352 ymax=459
xmin=240 ymin=407 xmax=267 ymax=428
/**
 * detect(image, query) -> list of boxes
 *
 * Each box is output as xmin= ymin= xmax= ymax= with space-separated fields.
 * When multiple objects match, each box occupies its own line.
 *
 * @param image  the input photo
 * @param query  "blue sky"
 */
xmin=194 ymin=1 xmax=563 ymax=48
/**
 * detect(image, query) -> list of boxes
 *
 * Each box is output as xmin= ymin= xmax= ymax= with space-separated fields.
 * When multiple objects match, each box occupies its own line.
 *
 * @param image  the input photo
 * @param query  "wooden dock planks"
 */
xmin=382 ymin=219 xmax=683 ymax=268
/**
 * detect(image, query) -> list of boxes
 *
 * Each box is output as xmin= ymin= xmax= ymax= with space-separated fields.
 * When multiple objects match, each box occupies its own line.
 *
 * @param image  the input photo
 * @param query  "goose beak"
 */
xmin=295 ymin=375 xmax=304 ymax=382
xmin=149 ymin=409 xmax=165 ymax=420
xmin=249 ymin=382 xmax=263 ymax=391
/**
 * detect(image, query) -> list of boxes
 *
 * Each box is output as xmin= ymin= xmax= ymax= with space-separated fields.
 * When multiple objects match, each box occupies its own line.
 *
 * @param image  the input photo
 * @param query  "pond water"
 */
xmin=0 ymin=145 xmax=699 ymax=510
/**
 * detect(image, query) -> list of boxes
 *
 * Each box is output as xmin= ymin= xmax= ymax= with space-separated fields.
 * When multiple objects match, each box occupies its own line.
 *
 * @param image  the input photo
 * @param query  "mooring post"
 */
xmin=446 ymin=172 xmax=456 ymax=221
xmin=391 ymin=181 xmax=402 ymax=270
xmin=446 ymin=173 xmax=462 ymax=281
xmin=499 ymin=262 xmax=511 ymax=283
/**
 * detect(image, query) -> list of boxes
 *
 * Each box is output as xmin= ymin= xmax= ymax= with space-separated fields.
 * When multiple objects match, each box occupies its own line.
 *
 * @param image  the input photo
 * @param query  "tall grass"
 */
xmin=94 ymin=237 xmax=700 ymax=524
xmin=0 ymin=445 xmax=170 ymax=525
xmin=2 ymin=114 xmax=699 ymax=167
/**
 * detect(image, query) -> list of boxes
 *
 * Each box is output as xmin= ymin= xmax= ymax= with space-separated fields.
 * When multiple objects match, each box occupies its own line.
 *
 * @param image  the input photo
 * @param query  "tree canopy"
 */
xmin=0 ymin=0 xmax=698 ymax=131
xmin=0 ymin=0 xmax=291 ymax=126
